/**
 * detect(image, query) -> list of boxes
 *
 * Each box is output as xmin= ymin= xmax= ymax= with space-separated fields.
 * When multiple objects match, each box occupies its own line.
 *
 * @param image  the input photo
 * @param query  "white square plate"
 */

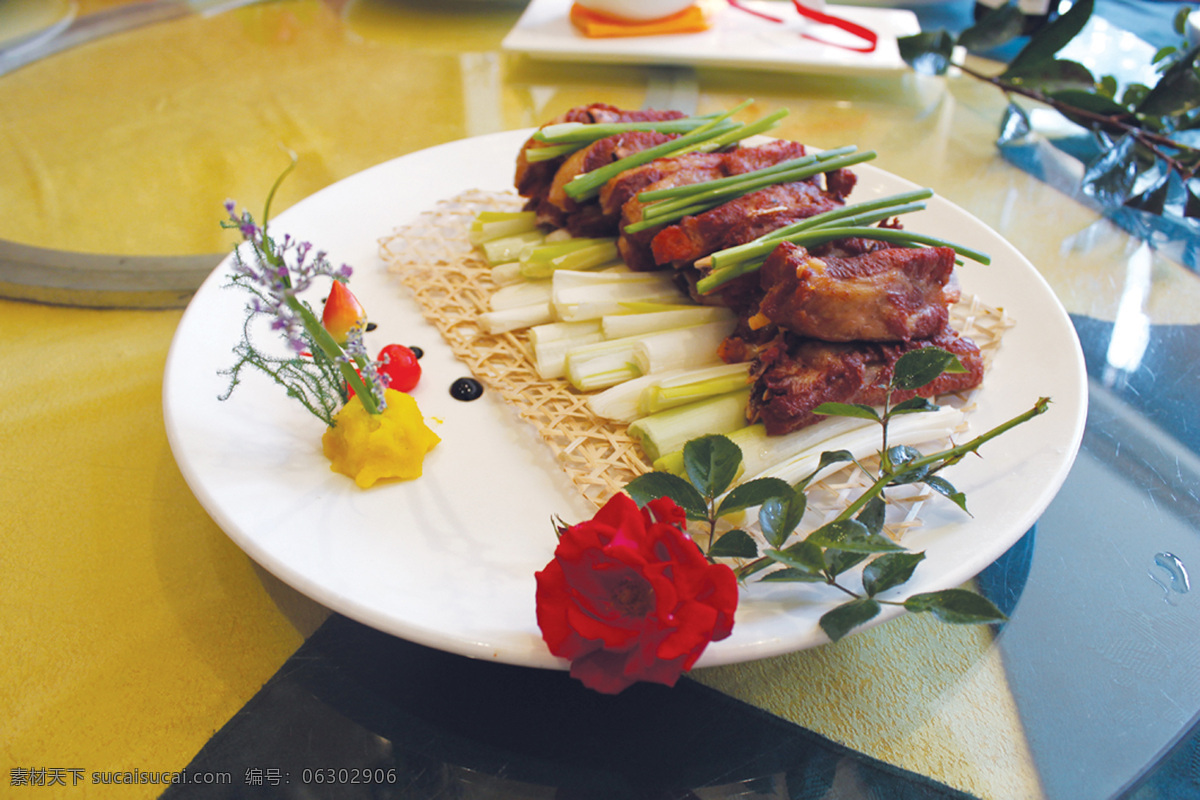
xmin=501 ymin=0 xmax=921 ymax=76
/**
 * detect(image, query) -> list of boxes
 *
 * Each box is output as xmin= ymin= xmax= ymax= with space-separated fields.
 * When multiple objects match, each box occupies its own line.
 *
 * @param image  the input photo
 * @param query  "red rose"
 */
xmin=535 ymin=492 xmax=739 ymax=694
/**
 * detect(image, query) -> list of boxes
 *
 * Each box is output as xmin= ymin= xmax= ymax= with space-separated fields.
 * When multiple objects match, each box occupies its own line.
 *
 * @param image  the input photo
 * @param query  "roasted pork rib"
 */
xmin=747 ymin=326 xmax=984 ymax=435
xmin=614 ymin=141 xmax=815 ymax=271
xmin=756 ymin=242 xmax=961 ymax=343
xmin=514 ymin=104 xmax=685 ymax=201
xmin=648 ymin=181 xmax=845 ymax=269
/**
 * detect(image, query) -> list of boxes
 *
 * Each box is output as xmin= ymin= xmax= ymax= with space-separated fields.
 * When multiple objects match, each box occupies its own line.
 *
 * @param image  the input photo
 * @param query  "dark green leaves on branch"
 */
xmin=898 ymin=0 xmax=1200 ymax=224
xmin=683 ymin=434 xmax=741 ymax=499
xmin=863 ymin=551 xmax=927 ymax=597
xmin=625 ymin=470 xmax=707 ymax=520
xmin=904 ymin=589 xmax=1008 ymax=625
xmin=894 ymin=347 xmax=965 ymax=391
xmin=820 ymin=598 xmax=882 ymax=642
xmin=620 ymin=345 xmax=1047 ymax=645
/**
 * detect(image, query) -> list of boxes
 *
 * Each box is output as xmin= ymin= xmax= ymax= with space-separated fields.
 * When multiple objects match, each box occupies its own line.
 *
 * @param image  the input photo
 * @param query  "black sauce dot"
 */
xmin=409 ymin=346 xmax=424 ymax=359
xmin=450 ymin=377 xmax=483 ymax=401
xmin=365 ymin=322 xmax=378 ymax=332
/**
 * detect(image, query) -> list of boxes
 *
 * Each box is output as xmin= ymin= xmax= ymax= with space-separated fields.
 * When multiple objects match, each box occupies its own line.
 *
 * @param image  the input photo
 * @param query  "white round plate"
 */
xmin=164 ymin=129 xmax=1087 ymax=669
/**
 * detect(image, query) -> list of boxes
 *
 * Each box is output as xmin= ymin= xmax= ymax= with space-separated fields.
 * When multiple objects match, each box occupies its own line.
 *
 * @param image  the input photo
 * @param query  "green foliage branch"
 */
xmin=899 ymin=0 xmax=1200 ymax=219
xmin=623 ymin=346 xmax=1050 ymax=643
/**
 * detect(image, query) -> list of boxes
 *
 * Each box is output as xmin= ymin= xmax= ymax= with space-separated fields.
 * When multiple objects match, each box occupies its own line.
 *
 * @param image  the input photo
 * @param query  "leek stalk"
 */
xmin=551 ymin=270 xmax=685 ymax=321
xmin=480 ymin=230 xmax=545 ymax=265
xmin=750 ymin=407 xmax=968 ymax=486
xmin=478 ymin=303 xmax=554 ymax=334
xmin=639 ymin=362 xmax=753 ymax=414
xmin=630 ymin=320 xmax=737 ymax=376
xmin=532 ymin=113 xmax=726 ymax=145
xmin=529 ymin=320 xmax=605 ymax=380
xmin=468 ymin=211 xmax=539 ymax=245
xmin=490 ymin=279 xmax=551 ymax=311
xmin=519 ymin=237 xmax=619 ymax=279
xmin=600 ymin=306 xmax=734 ymax=339
xmin=628 ymin=388 xmax=752 ymax=462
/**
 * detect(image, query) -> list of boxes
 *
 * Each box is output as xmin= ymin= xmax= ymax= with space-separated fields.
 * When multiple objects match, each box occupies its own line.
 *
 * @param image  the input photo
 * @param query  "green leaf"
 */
xmin=795 ymin=449 xmax=856 ymax=492
xmin=958 ymin=3 xmax=1024 ymax=52
xmin=1136 ymin=45 xmax=1200 ymax=118
xmin=806 ymin=519 xmax=905 ymax=554
xmin=1174 ymin=5 xmax=1192 ymax=34
xmin=887 ymin=445 xmax=930 ymax=485
xmin=893 ymin=347 xmax=963 ymax=392
xmin=825 ymin=548 xmax=869 ymax=578
xmin=761 ymin=567 xmax=826 ymax=583
xmin=856 ymin=495 xmax=886 ymax=536
xmin=717 ymin=477 xmax=794 ymax=517
xmin=813 ymin=401 xmax=880 ymax=421
xmin=820 ymin=598 xmax=882 ymax=642
xmin=624 ymin=472 xmax=708 ymax=520
xmin=1152 ymin=46 xmax=1178 ymax=65
xmin=683 ymin=434 xmax=742 ymax=499
xmin=898 ymin=30 xmax=955 ymax=75
xmin=1096 ymin=74 xmax=1118 ymax=99
xmin=904 ymin=588 xmax=1008 ymax=624
xmin=863 ymin=551 xmax=927 ymax=596
xmin=776 ymin=539 xmax=827 ymax=574
xmin=1121 ymin=82 xmax=1152 ymax=109
xmin=1046 ymin=87 xmax=1128 ymax=117
xmin=709 ymin=529 xmax=759 ymax=559
xmin=759 ymin=489 xmax=807 ymax=549
xmin=1009 ymin=58 xmax=1097 ymax=94
xmin=1003 ymin=0 xmax=1093 ymax=77
xmin=890 ymin=396 xmax=939 ymax=415
xmin=924 ymin=475 xmax=970 ymax=514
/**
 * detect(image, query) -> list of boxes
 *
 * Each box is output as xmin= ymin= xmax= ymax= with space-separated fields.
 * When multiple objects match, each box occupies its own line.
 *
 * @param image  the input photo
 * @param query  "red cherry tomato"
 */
xmin=377 ymin=344 xmax=421 ymax=392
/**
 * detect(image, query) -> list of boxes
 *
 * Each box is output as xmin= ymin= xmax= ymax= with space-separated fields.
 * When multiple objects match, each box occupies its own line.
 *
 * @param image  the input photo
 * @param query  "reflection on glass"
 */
xmin=1103 ymin=242 xmax=1151 ymax=383
xmin=1150 ymin=552 xmax=1191 ymax=606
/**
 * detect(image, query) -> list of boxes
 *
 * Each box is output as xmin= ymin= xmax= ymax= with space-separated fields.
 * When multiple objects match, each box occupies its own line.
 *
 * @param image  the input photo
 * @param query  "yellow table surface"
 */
xmin=2 ymin=1 xmax=1196 ymax=797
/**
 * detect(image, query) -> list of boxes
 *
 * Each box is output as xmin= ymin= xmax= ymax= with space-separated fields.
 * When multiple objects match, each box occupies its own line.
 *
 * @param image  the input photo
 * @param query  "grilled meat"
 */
xmin=747 ymin=326 xmax=984 ymax=435
xmin=756 ymin=242 xmax=960 ymax=342
xmin=514 ymin=104 xmax=685 ymax=201
xmin=614 ymin=140 xmax=815 ymax=271
xmin=649 ymin=181 xmax=845 ymax=269
xmin=539 ymin=130 xmax=677 ymax=234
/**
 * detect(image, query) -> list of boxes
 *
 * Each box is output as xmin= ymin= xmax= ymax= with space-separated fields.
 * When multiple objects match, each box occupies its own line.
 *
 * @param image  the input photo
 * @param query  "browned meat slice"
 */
xmin=825 ymin=167 xmax=858 ymax=200
xmin=618 ymin=167 xmax=727 ymax=271
xmin=515 ymin=105 xmax=685 ymax=201
xmin=601 ymin=140 xmax=811 ymax=217
xmin=649 ymin=181 xmax=844 ymax=269
xmin=538 ymin=130 xmax=677 ymax=231
xmin=756 ymin=242 xmax=960 ymax=343
xmin=600 ymin=151 xmax=729 ymax=218
xmin=747 ymin=326 xmax=984 ymax=435
xmin=614 ymin=141 xmax=815 ymax=271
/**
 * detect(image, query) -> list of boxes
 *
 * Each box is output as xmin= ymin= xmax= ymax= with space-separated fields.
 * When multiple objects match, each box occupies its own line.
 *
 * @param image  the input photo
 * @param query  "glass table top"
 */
xmin=2 ymin=1 xmax=1197 ymax=798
